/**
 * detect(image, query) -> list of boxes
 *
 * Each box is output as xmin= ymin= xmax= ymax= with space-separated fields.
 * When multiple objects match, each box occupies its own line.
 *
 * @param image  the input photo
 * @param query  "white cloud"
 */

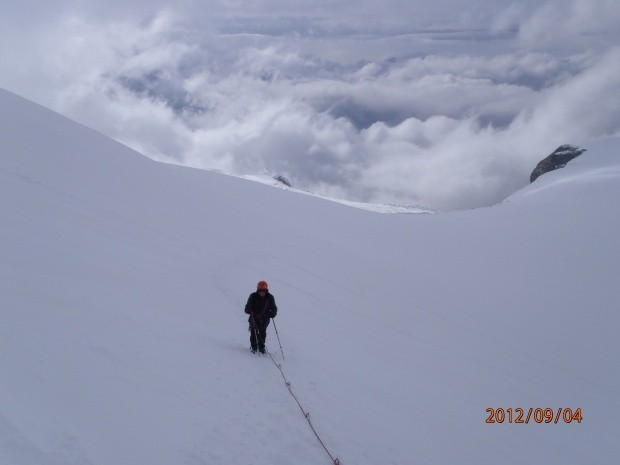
xmin=0 ymin=0 xmax=619 ymax=210
xmin=517 ymin=0 xmax=620 ymax=51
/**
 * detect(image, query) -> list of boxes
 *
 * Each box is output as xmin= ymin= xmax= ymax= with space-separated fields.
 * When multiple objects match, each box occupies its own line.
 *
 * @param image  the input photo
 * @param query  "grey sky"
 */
xmin=1 ymin=0 xmax=619 ymax=210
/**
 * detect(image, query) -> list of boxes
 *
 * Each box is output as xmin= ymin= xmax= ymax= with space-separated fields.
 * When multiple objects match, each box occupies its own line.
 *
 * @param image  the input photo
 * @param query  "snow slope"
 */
xmin=1 ymin=87 xmax=619 ymax=465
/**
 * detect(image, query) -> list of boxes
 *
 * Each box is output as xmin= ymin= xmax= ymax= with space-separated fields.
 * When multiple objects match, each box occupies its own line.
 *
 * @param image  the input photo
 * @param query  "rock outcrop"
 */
xmin=530 ymin=145 xmax=586 ymax=183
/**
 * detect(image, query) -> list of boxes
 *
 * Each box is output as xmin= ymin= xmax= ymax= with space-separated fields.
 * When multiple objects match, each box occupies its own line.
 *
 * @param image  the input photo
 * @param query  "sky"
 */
xmin=1 ymin=0 xmax=619 ymax=210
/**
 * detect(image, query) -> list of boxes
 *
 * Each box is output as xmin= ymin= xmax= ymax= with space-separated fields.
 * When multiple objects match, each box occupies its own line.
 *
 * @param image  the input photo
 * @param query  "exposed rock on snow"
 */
xmin=530 ymin=144 xmax=586 ymax=183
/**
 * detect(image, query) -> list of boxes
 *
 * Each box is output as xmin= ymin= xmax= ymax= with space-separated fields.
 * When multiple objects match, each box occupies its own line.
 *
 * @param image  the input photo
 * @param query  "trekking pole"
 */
xmin=272 ymin=318 xmax=285 ymax=360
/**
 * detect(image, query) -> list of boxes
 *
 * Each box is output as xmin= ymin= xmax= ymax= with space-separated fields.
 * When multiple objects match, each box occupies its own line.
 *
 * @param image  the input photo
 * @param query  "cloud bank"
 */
xmin=1 ymin=0 xmax=619 ymax=210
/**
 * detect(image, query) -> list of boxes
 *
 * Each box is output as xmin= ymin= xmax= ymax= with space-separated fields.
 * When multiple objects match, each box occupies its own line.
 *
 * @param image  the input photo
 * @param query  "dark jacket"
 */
xmin=245 ymin=291 xmax=277 ymax=328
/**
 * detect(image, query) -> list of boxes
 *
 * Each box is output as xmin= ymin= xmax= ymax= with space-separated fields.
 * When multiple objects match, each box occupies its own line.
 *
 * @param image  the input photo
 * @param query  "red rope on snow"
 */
xmin=259 ymin=343 xmax=341 ymax=465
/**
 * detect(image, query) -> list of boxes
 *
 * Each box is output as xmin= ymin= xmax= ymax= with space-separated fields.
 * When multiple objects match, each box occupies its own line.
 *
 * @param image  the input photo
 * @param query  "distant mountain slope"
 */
xmin=530 ymin=145 xmax=587 ymax=183
xmin=1 ymin=87 xmax=618 ymax=465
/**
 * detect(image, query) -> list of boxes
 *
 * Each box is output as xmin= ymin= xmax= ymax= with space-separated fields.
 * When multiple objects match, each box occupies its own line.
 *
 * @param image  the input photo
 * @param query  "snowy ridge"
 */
xmin=1 ymin=87 xmax=619 ymax=465
xmin=241 ymin=172 xmax=434 ymax=213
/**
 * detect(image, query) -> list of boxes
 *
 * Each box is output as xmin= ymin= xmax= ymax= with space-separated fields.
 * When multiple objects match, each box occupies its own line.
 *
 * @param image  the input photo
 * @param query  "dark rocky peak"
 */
xmin=530 ymin=145 xmax=586 ymax=183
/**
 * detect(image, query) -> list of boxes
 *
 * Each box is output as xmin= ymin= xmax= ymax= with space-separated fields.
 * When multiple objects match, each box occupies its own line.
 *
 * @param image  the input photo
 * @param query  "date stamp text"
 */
xmin=486 ymin=408 xmax=582 ymax=424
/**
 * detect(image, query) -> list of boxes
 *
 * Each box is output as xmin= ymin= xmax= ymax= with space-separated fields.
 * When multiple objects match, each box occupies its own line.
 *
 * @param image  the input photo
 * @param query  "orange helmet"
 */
xmin=257 ymin=280 xmax=268 ymax=290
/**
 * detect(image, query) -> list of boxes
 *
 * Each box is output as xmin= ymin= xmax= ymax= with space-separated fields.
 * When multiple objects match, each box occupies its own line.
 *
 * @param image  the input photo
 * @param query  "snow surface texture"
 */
xmin=1 ymin=87 xmax=619 ymax=464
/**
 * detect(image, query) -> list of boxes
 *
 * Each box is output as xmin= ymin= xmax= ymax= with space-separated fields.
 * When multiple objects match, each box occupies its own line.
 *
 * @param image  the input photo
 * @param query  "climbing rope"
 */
xmin=252 ymin=319 xmax=341 ymax=464
xmin=266 ymin=349 xmax=341 ymax=465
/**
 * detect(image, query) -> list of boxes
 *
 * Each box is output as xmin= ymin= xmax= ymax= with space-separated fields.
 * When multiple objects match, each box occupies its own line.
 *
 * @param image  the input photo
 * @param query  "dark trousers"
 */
xmin=249 ymin=324 xmax=267 ymax=350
